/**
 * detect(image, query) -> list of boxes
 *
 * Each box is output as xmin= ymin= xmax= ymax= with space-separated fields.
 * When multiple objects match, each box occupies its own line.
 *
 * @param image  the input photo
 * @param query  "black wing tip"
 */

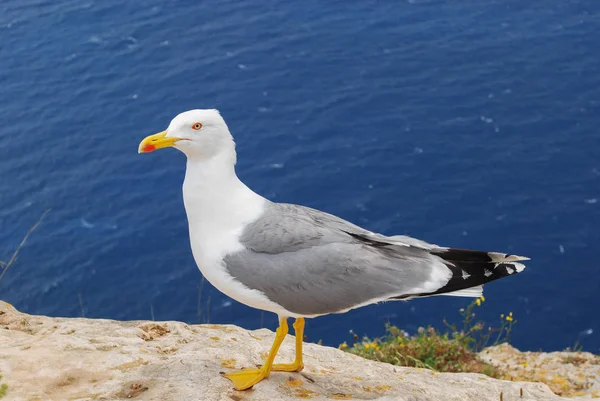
xmin=432 ymin=248 xmax=530 ymax=263
xmin=389 ymin=260 xmax=527 ymax=301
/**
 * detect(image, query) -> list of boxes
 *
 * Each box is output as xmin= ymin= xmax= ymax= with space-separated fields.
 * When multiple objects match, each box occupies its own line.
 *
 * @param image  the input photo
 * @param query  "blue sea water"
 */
xmin=1 ymin=0 xmax=599 ymax=353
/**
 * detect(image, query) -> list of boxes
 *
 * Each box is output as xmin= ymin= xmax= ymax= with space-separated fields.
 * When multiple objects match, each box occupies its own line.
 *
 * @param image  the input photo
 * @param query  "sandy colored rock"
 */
xmin=480 ymin=343 xmax=600 ymax=399
xmin=0 ymin=301 xmax=565 ymax=401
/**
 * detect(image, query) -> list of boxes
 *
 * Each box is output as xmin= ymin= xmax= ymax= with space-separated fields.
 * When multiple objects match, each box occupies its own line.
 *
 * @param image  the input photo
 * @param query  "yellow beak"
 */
xmin=138 ymin=130 xmax=179 ymax=153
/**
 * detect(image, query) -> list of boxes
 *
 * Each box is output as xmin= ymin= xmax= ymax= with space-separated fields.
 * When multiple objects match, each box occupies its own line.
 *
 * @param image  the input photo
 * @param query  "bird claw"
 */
xmin=222 ymin=367 xmax=270 ymax=391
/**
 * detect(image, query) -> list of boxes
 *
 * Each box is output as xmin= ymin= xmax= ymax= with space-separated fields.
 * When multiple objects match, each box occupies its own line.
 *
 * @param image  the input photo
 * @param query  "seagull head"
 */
xmin=138 ymin=109 xmax=234 ymax=159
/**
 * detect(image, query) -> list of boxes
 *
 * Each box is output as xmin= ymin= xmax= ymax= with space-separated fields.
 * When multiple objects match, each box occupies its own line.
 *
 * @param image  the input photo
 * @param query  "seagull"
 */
xmin=138 ymin=109 xmax=528 ymax=390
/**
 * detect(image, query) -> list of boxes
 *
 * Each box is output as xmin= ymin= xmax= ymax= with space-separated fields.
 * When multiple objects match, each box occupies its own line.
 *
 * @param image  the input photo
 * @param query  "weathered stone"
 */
xmin=480 ymin=343 xmax=600 ymax=399
xmin=0 ymin=301 xmax=565 ymax=400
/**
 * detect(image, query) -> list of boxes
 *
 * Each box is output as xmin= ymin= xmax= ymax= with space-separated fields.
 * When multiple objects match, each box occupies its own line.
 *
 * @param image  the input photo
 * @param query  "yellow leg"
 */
xmin=272 ymin=317 xmax=305 ymax=372
xmin=223 ymin=317 xmax=289 ymax=390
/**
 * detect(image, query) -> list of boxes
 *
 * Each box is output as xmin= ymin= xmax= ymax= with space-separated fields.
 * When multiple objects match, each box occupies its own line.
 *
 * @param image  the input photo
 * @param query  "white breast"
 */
xmin=182 ymin=157 xmax=295 ymax=317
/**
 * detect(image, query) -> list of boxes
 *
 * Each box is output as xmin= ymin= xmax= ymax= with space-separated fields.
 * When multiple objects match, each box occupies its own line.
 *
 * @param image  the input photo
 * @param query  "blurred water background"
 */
xmin=1 ymin=0 xmax=599 ymax=352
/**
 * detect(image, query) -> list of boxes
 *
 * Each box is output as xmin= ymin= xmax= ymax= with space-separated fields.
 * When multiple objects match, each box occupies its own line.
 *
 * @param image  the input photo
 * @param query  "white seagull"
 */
xmin=138 ymin=109 xmax=528 ymax=390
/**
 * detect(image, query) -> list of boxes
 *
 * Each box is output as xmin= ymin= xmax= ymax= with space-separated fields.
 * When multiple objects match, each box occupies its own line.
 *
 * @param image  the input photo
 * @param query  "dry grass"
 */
xmin=0 ymin=210 xmax=50 ymax=288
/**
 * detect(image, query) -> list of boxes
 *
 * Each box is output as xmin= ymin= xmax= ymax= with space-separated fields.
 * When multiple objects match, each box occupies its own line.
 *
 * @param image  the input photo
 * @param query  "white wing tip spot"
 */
xmin=514 ymin=262 xmax=526 ymax=273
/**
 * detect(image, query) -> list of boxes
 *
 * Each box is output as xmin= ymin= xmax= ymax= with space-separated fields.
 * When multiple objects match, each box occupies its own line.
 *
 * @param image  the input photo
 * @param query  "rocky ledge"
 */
xmin=0 ymin=301 xmax=573 ymax=401
xmin=480 ymin=344 xmax=599 ymax=398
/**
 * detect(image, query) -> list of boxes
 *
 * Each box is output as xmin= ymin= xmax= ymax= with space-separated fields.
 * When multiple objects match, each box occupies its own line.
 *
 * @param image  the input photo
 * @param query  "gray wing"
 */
xmin=223 ymin=202 xmax=449 ymax=316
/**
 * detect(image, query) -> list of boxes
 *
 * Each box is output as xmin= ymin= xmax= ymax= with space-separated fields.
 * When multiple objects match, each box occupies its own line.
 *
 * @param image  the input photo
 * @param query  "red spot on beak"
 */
xmin=142 ymin=144 xmax=156 ymax=153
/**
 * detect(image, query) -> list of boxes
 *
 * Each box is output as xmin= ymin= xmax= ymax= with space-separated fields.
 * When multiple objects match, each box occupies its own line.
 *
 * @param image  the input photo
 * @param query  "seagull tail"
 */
xmin=391 ymin=248 xmax=528 ymax=300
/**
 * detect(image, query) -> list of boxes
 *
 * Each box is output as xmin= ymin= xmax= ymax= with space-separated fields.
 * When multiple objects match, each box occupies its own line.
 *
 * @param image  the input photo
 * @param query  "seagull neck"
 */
xmin=182 ymin=151 xmax=265 ymax=233
xmin=185 ymin=150 xmax=238 ymax=186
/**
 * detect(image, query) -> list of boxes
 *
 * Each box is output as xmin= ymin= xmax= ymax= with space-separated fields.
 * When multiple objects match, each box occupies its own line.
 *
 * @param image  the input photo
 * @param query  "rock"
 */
xmin=480 ymin=343 xmax=600 ymax=399
xmin=0 ymin=301 xmax=564 ymax=401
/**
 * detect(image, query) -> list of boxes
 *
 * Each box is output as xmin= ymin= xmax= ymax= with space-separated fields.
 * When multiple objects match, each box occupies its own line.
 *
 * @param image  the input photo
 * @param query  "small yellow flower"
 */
xmin=339 ymin=342 xmax=348 ymax=350
xmin=375 ymin=345 xmax=380 ymax=351
xmin=506 ymin=315 xmax=513 ymax=322
xmin=364 ymin=343 xmax=370 ymax=349
xmin=480 ymin=295 xmax=485 ymax=302
xmin=475 ymin=299 xmax=481 ymax=306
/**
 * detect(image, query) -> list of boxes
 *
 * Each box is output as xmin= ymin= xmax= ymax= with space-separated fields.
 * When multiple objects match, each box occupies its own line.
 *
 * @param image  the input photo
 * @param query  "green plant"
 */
xmin=447 ymin=295 xmax=517 ymax=353
xmin=340 ymin=296 xmax=517 ymax=377
xmin=0 ymin=375 xmax=8 ymax=398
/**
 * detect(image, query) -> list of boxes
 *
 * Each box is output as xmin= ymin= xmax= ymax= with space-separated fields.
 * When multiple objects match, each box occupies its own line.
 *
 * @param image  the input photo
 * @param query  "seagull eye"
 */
xmin=192 ymin=122 xmax=203 ymax=130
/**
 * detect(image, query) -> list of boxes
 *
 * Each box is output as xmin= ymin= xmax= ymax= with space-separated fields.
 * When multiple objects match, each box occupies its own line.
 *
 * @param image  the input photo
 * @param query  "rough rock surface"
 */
xmin=480 ymin=344 xmax=600 ymax=399
xmin=0 ymin=301 xmax=565 ymax=401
